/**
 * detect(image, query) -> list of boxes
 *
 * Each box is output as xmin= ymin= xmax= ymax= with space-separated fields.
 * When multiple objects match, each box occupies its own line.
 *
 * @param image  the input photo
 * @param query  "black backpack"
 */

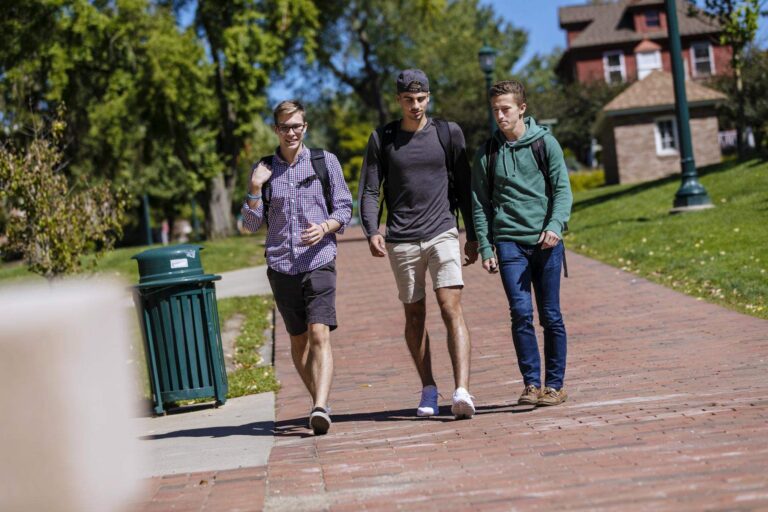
xmin=373 ymin=118 xmax=461 ymax=226
xmin=484 ymin=136 xmax=569 ymax=276
xmin=259 ymin=148 xmax=333 ymax=226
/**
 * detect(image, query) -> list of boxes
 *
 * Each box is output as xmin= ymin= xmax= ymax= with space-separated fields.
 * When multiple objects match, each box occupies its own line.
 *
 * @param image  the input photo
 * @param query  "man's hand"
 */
xmin=301 ymin=223 xmax=325 ymax=247
xmin=537 ymin=230 xmax=561 ymax=250
xmin=250 ymin=161 xmax=272 ymax=189
xmin=463 ymin=241 xmax=479 ymax=266
xmin=368 ymin=234 xmax=387 ymax=257
xmin=483 ymin=258 xmax=499 ymax=274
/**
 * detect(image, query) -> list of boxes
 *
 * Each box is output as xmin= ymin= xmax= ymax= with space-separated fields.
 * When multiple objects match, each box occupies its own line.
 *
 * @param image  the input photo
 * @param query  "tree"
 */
xmin=519 ymin=50 xmax=626 ymax=165
xmin=177 ymin=0 xmax=320 ymax=238
xmin=0 ymin=0 xmax=219 ymax=236
xmin=0 ymin=114 xmax=127 ymax=279
xmin=294 ymin=0 xmax=527 ymax=149
xmin=709 ymin=46 xmax=768 ymax=151
xmin=691 ymin=0 xmax=764 ymax=158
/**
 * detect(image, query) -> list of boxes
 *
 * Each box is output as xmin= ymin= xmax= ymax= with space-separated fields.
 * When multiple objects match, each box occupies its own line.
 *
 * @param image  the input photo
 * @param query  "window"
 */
xmin=654 ymin=117 xmax=679 ymax=156
xmin=603 ymin=51 xmax=626 ymax=84
xmin=636 ymin=50 xmax=662 ymax=79
xmin=645 ymin=10 xmax=661 ymax=28
xmin=690 ymin=42 xmax=714 ymax=77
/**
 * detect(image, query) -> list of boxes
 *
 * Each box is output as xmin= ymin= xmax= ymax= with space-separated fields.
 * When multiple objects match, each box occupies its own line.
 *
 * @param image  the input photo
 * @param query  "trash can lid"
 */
xmin=132 ymin=244 xmax=211 ymax=285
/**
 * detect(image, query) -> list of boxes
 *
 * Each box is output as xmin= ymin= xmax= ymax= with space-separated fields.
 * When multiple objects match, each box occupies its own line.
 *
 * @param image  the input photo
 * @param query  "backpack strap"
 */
xmin=484 ymin=137 xmax=500 ymax=207
xmin=432 ymin=119 xmax=459 ymax=218
xmin=259 ymin=155 xmax=275 ymax=227
xmin=531 ymin=138 xmax=551 ymax=199
xmin=309 ymin=148 xmax=334 ymax=216
xmin=373 ymin=120 xmax=400 ymax=227
xmin=531 ymin=137 xmax=568 ymax=277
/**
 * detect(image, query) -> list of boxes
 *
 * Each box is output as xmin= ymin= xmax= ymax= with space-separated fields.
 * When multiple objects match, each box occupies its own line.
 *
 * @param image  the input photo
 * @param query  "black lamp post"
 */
xmin=665 ymin=0 xmax=713 ymax=213
xmin=478 ymin=43 xmax=497 ymax=134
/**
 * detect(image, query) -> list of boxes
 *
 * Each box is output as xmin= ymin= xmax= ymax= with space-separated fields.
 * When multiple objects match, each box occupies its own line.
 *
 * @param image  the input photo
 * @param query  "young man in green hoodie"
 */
xmin=471 ymin=79 xmax=573 ymax=407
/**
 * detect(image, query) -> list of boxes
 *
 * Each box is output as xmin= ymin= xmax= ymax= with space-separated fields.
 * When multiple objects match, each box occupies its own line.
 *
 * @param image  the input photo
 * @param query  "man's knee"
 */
xmin=509 ymin=301 xmax=534 ymax=324
xmin=538 ymin=307 xmax=564 ymax=329
xmin=437 ymin=298 xmax=462 ymax=322
xmin=307 ymin=323 xmax=330 ymax=345
xmin=403 ymin=299 xmax=426 ymax=321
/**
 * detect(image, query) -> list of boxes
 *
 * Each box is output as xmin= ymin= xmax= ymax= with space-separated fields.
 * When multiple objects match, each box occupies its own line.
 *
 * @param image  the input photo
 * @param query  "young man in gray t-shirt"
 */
xmin=358 ymin=69 xmax=479 ymax=420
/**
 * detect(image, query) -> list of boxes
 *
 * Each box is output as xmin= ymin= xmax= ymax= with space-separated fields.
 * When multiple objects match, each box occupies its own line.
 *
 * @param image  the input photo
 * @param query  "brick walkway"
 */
xmin=137 ymin=226 xmax=768 ymax=511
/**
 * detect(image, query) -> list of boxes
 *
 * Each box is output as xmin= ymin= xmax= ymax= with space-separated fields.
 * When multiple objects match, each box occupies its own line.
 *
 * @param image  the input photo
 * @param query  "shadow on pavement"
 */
xmin=140 ymin=420 xmax=274 ymax=440
xmin=274 ymin=403 xmax=536 ymax=431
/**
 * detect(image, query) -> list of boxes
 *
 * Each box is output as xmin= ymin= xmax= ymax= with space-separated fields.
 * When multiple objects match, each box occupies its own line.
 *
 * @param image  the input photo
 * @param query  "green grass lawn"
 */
xmin=567 ymin=157 xmax=767 ymax=319
xmin=0 ymin=233 xmax=266 ymax=283
xmin=217 ymin=294 xmax=280 ymax=398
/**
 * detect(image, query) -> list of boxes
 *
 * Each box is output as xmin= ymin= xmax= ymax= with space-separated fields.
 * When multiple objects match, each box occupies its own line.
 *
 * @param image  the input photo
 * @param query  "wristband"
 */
xmin=321 ymin=222 xmax=329 ymax=233
xmin=246 ymin=192 xmax=262 ymax=201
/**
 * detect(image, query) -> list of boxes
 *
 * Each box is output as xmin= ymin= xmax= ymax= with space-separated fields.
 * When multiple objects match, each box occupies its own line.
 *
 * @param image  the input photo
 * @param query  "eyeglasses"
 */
xmin=276 ymin=123 xmax=306 ymax=134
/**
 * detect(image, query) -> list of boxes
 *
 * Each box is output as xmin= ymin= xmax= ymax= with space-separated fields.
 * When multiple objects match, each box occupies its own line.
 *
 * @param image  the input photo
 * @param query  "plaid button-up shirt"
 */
xmin=241 ymin=146 xmax=353 ymax=275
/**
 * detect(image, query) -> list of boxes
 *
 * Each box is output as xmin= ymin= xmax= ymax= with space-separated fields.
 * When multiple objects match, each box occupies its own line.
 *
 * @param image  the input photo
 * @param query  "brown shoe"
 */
xmin=518 ymin=384 xmax=541 ymax=405
xmin=538 ymin=387 xmax=568 ymax=406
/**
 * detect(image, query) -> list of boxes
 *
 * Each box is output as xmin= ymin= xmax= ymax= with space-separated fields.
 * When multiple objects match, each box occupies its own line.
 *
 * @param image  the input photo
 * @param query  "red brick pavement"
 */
xmin=136 ymin=226 xmax=768 ymax=511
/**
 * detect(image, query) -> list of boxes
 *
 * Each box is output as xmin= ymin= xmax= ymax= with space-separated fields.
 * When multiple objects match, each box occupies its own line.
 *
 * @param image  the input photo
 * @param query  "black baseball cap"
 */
xmin=396 ymin=69 xmax=430 ymax=93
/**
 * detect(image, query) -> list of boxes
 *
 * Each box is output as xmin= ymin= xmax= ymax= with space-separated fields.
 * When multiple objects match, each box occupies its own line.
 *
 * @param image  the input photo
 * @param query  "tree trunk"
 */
xmin=205 ymin=173 xmax=234 ymax=239
xmin=736 ymin=65 xmax=745 ymax=160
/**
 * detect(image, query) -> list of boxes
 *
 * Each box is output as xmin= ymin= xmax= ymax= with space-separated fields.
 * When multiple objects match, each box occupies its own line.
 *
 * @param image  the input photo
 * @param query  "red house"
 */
xmin=557 ymin=0 xmax=732 ymax=84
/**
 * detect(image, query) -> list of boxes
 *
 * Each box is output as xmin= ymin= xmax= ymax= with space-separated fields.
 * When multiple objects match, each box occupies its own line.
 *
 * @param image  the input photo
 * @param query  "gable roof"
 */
xmin=602 ymin=70 xmax=726 ymax=116
xmin=560 ymin=0 xmax=720 ymax=50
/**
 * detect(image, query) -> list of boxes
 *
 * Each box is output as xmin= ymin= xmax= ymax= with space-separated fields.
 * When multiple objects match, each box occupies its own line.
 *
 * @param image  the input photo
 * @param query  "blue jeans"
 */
xmin=496 ymin=241 xmax=567 ymax=389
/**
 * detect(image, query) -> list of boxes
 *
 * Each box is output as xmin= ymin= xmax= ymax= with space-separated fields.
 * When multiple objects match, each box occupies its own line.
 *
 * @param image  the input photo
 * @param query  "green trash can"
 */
xmin=132 ymin=245 xmax=228 ymax=415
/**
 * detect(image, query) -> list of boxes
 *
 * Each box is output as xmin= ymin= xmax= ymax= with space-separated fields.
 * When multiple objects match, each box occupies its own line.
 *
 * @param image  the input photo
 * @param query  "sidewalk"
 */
xmin=134 ymin=226 xmax=768 ymax=511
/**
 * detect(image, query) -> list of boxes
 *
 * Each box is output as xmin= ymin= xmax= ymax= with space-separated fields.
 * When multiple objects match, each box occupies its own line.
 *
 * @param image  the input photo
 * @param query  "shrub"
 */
xmin=569 ymin=169 xmax=605 ymax=192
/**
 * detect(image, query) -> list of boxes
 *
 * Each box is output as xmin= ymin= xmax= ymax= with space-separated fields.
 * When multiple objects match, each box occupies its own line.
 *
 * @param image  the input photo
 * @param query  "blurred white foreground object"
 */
xmin=0 ymin=279 xmax=143 ymax=512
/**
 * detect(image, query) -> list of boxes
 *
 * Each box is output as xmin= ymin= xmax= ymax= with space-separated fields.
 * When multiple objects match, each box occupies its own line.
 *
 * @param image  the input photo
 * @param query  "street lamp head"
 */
xmin=478 ymin=44 xmax=497 ymax=75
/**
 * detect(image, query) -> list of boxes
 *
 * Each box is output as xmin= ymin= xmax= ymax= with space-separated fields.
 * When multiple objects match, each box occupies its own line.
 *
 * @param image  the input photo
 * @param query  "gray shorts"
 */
xmin=385 ymin=228 xmax=464 ymax=304
xmin=267 ymin=261 xmax=337 ymax=336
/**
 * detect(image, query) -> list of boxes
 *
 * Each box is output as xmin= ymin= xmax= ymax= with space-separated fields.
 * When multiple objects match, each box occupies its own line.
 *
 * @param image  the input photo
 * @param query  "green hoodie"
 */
xmin=471 ymin=116 xmax=573 ymax=261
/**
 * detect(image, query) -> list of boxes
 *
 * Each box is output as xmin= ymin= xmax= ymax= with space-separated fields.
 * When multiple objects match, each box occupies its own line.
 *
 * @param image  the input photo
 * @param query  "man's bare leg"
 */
xmin=403 ymin=299 xmax=436 ymax=387
xmin=289 ymin=332 xmax=315 ymax=403
xmin=306 ymin=323 xmax=333 ymax=410
xmin=436 ymin=286 xmax=470 ymax=390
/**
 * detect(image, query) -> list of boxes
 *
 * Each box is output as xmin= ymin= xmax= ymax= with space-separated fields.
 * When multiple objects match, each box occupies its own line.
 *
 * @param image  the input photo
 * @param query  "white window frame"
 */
xmin=636 ymin=50 xmax=662 ymax=79
xmin=690 ymin=41 xmax=715 ymax=77
xmin=603 ymin=50 xmax=626 ymax=84
xmin=654 ymin=116 xmax=679 ymax=156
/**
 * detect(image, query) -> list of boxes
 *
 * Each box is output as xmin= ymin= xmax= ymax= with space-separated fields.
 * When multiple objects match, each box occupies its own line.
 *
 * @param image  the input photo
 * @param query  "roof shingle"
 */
xmin=561 ymin=0 xmax=720 ymax=49
xmin=602 ymin=70 xmax=726 ymax=114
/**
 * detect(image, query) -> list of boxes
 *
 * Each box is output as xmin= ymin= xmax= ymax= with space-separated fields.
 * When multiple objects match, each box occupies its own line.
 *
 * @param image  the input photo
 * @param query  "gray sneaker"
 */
xmin=417 ymin=385 xmax=439 ymax=417
xmin=309 ymin=406 xmax=331 ymax=435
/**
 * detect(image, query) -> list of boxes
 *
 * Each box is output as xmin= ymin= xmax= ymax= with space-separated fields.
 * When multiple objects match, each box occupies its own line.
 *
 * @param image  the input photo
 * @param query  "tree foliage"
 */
xmin=0 ymin=0 xmax=218 ymax=236
xmin=176 ymin=0 xmax=319 ymax=238
xmin=708 ymin=46 xmax=768 ymax=151
xmin=520 ymin=50 xmax=627 ymax=165
xmin=0 ymin=114 xmax=127 ymax=279
xmin=294 ymin=0 xmax=527 ymax=150
xmin=690 ymin=0 xmax=764 ymax=158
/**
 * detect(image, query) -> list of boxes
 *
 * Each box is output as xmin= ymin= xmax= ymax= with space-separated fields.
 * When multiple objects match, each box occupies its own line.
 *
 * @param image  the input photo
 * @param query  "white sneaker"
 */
xmin=416 ymin=385 xmax=439 ymax=417
xmin=451 ymin=387 xmax=475 ymax=420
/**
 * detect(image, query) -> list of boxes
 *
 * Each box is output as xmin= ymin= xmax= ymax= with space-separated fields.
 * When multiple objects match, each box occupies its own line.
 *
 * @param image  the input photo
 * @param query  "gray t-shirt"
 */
xmin=358 ymin=119 xmax=458 ymax=243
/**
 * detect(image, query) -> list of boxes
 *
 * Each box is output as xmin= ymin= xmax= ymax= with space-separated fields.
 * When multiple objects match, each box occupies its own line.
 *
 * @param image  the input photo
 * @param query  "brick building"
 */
xmin=557 ymin=0 xmax=731 ymax=84
xmin=599 ymin=70 xmax=725 ymax=184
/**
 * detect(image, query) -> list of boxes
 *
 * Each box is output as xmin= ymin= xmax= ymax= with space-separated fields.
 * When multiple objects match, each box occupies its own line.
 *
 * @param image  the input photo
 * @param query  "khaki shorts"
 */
xmin=386 ymin=228 xmax=464 ymax=304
